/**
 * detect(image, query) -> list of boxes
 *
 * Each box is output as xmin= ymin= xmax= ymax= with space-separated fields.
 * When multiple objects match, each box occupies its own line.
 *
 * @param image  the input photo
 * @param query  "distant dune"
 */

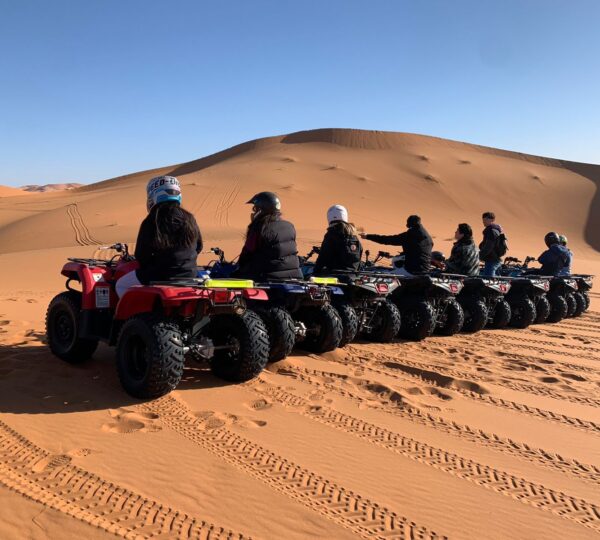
xmin=0 ymin=185 xmax=29 ymax=197
xmin=20 ymin=183 xmax=83 ymax=192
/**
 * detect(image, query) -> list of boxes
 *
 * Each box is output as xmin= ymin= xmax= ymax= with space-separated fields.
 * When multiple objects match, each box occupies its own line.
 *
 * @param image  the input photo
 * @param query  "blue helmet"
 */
xmin=146 ymin=175 xmax=182 ymax=211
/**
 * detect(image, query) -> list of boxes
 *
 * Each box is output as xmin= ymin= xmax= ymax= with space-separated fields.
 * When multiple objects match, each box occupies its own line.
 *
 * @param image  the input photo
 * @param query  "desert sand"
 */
xmin=0 ymin=128 xmax=598 ymax=539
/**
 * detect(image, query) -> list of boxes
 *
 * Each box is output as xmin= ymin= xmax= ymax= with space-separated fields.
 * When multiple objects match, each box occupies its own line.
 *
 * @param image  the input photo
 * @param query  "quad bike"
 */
xmin=299 ymin=246 xmax=402 ymax=345
xmin=426 ymin=252 xmax=511 ymax=332
xmin=204 ymin=248 xmax=343 ymax=360
xmin=500 ymin=256 xmax=580 ymax=323
xmin=366 ymin=252 xmax=465 ymax=340
xmin=570 ymin=274 xmax=594 ymax=312
xmin=46 ymin=243 xmax=270 ymax=399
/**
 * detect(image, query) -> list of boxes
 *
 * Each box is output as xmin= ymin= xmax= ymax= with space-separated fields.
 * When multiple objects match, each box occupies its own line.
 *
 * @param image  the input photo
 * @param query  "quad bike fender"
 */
xmin=61 ymin=262 xmax=115 ymax=310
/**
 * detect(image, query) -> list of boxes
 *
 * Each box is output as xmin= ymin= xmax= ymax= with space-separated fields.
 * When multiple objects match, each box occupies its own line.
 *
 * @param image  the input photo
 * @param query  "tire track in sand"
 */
xmin=66 ymin=204 xmax=102 ymax=246
xmin=139 ymin=395 xmax=444 ymax=540
xmin=274 ymin=366 xmax=600 ymax=485
xmin=385 ymin=347 xmax=600 ymax=408
xmin=331 ymin=351 xmax=600 ymax=436
xmin=247 ymin=380 xmax=600 ymax=533
xmin=0 ymin=420 xmax=249 ymax=539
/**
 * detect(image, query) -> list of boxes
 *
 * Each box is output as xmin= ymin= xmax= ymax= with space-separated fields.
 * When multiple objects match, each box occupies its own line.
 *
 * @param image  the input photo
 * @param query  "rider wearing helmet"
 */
xmin=236 ymin=191 xmax=302 ymax=281
xmin=313 ymin=205 xmax=362 ymax=275
xmin=558 ymin=234 xmax=573 ymax=275
xmin=537 ymin=232 xmax=570 ymax=276
xmin=445 ymin=223 xmax=480 ymax=276
xmin=116 ymin=176 xmax=202 ymax=297
xmin=360 ymin=215 xmax=433 ymax=275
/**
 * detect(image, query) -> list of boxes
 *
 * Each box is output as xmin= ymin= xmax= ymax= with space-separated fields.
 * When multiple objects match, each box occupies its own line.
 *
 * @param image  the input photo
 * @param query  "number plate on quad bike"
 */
xmin=95 ymin=286 xmax=110 ymax=308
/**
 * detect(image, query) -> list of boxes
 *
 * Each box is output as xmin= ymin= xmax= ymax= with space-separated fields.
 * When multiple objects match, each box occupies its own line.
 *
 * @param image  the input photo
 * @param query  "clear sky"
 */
xmin=1 ymin=0 xmax=599 ymax=185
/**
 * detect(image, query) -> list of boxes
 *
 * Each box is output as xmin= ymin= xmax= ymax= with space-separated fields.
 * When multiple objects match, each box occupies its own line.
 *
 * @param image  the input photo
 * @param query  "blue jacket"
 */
xmin=559 ymin=248 xmax=573 ymax=276
xmin=538 ymin=244 xmax=570 ymax=276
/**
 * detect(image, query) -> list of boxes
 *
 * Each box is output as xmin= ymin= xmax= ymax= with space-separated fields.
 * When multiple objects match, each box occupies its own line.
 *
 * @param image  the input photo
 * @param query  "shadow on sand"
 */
xmin=0 ymin=338 xmax=232 ymax=416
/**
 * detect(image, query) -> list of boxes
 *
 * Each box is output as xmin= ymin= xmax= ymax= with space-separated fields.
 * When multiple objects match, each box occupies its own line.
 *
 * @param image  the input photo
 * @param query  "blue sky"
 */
xmin=1 ymin=0 xmax=599 ymax=185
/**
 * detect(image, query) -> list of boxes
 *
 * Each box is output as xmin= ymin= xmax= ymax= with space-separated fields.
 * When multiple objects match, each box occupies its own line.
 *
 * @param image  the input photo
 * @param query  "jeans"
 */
xmin=481 ymin=260 xmax=501 ymax=277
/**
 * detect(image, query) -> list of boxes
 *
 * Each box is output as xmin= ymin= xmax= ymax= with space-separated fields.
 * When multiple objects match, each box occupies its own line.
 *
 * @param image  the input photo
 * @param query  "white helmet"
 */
xmin=327 ymin=204 xmax=348 ymax=225
xmin=146 ymin=176 xmax=182 ymax=211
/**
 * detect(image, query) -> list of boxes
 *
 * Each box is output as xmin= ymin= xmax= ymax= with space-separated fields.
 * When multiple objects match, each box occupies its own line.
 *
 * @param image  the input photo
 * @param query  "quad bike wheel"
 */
xmin=572 ymin=292 xmax=586 ymax=318
xmin=258 ymin=306 xmax=296 ymax=362
xmin=546 ymin=293 xmax=568 ymax=323
xmin=509 ymin=298 xmax=536 ymax=329
xmin=334 ymin=302 xmax=360 ymax=347
xmin=46 ymin=291 xmax=98 ymax=363
xmin=398 ymin=299 xmax=436 ymax=341
xmin=582 ymin=292 xmax=590 ymax=312
xmin=435 ymin=299 xmax=465 ymax=336
xmin=295 ymin=304 xmax=343 ymax=353
xmin=534 ymin=295 xmax=551 ymax=324
xmin=460 ymin=298 xmax=488 ymax=333
xmin=116 ymin=314 xmax=185 ymax=399
xmin=489 ymin=300 xmax=511 ymax=329
xmin=565 ymin=292 xmax=577 ymax=318
xmin=207 ymin=310 xmax=269 ymax=382
xmin=366 ymin=300 xmax=401 ymax=342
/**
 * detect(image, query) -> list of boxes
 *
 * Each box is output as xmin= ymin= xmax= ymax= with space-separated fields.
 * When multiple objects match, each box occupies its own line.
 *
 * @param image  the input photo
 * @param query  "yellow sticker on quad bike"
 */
xmin=309 ymin=276 xmax=339 ymax=285
xmin=203 ymin=278 xmax=255 ymax=289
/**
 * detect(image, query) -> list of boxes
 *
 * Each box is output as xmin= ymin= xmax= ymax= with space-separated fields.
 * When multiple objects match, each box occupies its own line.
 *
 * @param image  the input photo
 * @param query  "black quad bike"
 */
xmin=300 ymin=246 xmax=402 ymax=345
xmin=500 ymin=256 xmax=580 ymax=323
xmin=571 ymin=274 xmax=594 ymax=312
xmin=455 ymin=276 xmax=513 ymax=332
xmin=204 ymin=248 xmax=343 ymax=361
xmin=368 ymin=252 xmax=465 ymax=341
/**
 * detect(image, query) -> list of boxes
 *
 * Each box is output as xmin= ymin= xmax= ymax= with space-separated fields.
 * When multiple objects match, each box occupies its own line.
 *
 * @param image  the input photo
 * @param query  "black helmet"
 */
xmin=246 ymin=191 xmax=281 ymax=215
xmin=544 ymin=232 xmax=560 ymax=247
xmin=431 ymin=250 xmax=445 ymax=262
xmin=406 ymin=214 xmax=421 ymax=228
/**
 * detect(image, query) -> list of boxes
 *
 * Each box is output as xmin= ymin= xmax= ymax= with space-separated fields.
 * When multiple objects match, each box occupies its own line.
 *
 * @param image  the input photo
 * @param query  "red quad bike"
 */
xmin=46 ymin=243 xmax=270 ymax=399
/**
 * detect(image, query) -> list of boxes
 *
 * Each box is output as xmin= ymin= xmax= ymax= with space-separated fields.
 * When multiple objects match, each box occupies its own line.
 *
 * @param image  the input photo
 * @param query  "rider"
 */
xmin=313 ymin=205 xmax=362 ymax=275
xmin=479 ymin=211 xmax=507 ymax=276
xmin=558 ymin=234 xmax=573 ymax=275
xmin=236 ymin=192 xmax=302 ymax=281
xmin=538 ymin=232 xmax=570 ymax=275
xmin=360 ymin=215 xmax=433 ymax=276
xmin=116 ymin=176 xmax=203 ymax=297
xmin=446 ymin=223 xmax=480 ymax=276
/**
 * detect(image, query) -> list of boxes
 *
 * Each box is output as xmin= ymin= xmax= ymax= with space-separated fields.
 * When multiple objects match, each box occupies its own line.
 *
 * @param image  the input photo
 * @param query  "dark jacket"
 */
xmin=445 ymin=238 xmax=480 ymax=276
xmin=538 ymin=244 xmax=570 ymax=276
xmin=365 ymin=224 xmax=433 ymax=274
xmin=134 ymin=212 xmax=203 ymax=284
xmin=314 ymin=223 xmax=362 ymax=275
xmin=479 ymin=223 xmax=503 ymax=263
xmin=237 ymin=213 xmax=302 ymax=281
xmin=560 ymin=248 xmax=573 ymax=276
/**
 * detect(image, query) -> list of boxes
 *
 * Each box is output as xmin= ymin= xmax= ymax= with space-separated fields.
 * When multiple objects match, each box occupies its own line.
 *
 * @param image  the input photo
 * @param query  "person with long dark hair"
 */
xmin=116 ymin=175 xmax=202 ymax=297
xmin=313 ymin=205 xmax=362 ymax=275
xmin=236 ymin=191 xmax=302 ymax=281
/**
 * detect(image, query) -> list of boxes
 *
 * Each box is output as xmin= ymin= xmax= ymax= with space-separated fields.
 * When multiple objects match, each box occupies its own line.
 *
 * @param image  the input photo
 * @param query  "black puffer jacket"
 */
xmin=313 ymin=223 xmax=362 ymax=275
xmin=445 ymin=238 xmax=480 ymax=276
xmin=237 ymin=213 xmax=302 ymax=281
xmin=134 ymin=208 xmax=203 ymax=284
xmin=479 ymin=223 xmax=503 ymax=263
xmin=365 ymin=224 xmax=433 ymax=274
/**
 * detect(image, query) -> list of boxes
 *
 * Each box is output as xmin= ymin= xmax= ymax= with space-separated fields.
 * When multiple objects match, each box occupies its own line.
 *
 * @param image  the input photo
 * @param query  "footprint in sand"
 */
xmin=68 ymin=448 xmax=93 ymax=458
xmin=32 ymin=454 xmax=72 ymax=473
xmin=195 ymin=410 xmax=267 ymax=430
xmin=102 ymin=408 xmax=161 ymax=434
xmin=245 ymin=398 xmax=272 ymax=411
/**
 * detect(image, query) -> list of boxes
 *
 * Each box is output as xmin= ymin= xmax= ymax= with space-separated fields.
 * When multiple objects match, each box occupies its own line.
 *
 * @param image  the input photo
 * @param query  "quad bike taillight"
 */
xmin=212 ymin=290 xmax=235 ymax=303
xmin=376 ymin=283 xmax=389 ymax=293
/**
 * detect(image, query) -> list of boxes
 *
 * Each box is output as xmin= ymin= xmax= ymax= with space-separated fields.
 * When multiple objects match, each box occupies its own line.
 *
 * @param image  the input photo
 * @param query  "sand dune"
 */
xmin=20 ymin=183 xmax=83 ymax=193
xmin=0 ymin=129 xmax=599 ymax=539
